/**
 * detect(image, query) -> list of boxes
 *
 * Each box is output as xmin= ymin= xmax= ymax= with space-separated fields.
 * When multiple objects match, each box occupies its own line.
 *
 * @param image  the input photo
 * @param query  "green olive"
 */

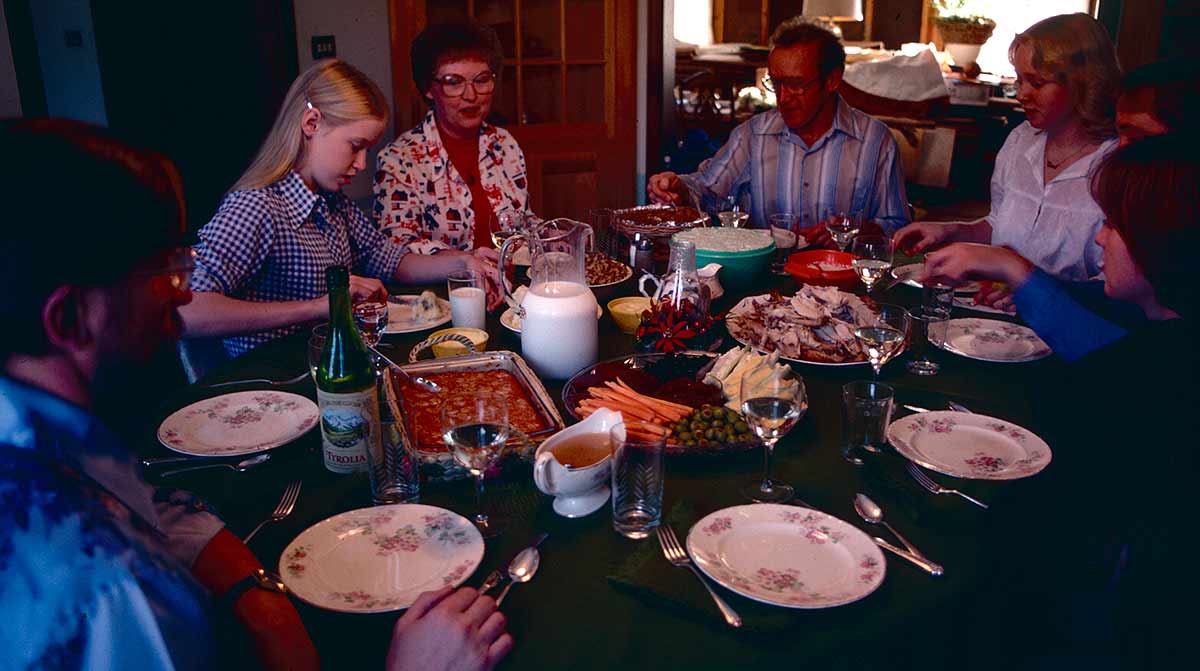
xmin=679 ymin=432 xmax=693 ymax=441
xmin=711 ymin=420 xmax=724 ymax=429
xmin=697 ymin=438 xmax=710 ymax=447
xmin=734 ymin=421 xmax=749 ymax=432
xmin=700 ymin=408 xmax=714 ymax=420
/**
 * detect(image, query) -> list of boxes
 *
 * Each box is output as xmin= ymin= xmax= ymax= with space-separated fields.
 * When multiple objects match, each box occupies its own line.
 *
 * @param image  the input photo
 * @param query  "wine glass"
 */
xmin=489 ymin=211 xmax=527 ymax=249
xmin=441 ymin=393 xmax=510 ymax=538
xmin=850 ymin=235 xmax=894 ymax=293
xmin=854 ymin=303 xmax=910 ymax=378
xmin=739 ymin=365 xmax=807 ymax=503
xmin=352 ymin=300 xmax=388 ymax=347
xmin=824 ymin=210 xmax=861 ymax=251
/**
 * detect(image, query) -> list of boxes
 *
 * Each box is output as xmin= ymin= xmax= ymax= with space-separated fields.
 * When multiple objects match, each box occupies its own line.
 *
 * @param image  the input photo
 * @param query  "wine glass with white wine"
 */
xmin=739 ymin=365 xmax=808 ymax=503
xmin=850 ymin=234 xmax=893 ymax=293
xmin=854 ymin=304 xmax=910 ymax=378
xmin=824 ymin=210 xmax=861 ymax=252
xmin=442 ymin=393 xmax=510 ymax=538
xmin=489 ymin=211 xmax=528 ymax=249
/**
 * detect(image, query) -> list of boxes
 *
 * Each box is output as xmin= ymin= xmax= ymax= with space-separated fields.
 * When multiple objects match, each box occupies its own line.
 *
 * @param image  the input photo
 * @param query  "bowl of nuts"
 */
xmin=586 ymin=252 xmax=634 ymax=303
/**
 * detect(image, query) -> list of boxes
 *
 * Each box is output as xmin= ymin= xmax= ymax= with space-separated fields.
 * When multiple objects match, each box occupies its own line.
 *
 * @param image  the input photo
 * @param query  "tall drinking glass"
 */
xmin=740 ymin=366 xmax=807 ymax=503
xmin=850 ymin=235 xmax=893 ymax=293
xmin=441 ymin=393 xmax=509 ymax=538
xmin=768 ymin=212 xmax=801 ymax=274
xmin=854 ymin=304 xmax=910 ymax=377
xmin=610 ymin=420 xmax=668 ymax=539
xmin=447 ymin=270 xmax=486 ymax=330
xmin=841 ymin=381 xmax=895 ymax=465
xmin=907 ymin=306 xmax=951 ymax=375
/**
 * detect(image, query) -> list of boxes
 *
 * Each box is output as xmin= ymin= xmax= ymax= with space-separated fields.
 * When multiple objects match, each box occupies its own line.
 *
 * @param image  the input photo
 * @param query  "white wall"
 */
xmin=293 ymin=0 xmax=394 ymax=204
xmin=0 ymin=2 xmax=22 ymax=117
xmin=29 ymin=0 xmax=105 ymax=124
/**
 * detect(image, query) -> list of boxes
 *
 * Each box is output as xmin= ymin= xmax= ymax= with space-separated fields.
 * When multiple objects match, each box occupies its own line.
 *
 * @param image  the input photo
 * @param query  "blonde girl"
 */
xmin=180 ymin=59 xmax=499 ymax=357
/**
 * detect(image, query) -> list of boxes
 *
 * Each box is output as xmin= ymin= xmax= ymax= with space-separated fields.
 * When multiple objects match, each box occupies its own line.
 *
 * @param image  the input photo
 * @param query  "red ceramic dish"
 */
xmin=784 ymin=250 xmax=859 ymax=288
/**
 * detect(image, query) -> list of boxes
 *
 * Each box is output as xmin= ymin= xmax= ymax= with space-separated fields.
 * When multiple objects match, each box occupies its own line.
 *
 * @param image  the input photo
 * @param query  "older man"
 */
xmin=649 ymin=18 xmax=909 ymax=238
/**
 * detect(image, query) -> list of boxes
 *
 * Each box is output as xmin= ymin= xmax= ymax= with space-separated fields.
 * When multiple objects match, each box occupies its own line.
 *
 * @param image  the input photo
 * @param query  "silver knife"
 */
xmin=481 ymin=532 xmax=548 ymax=595
xmin=873 ymin=537 xmax=944 ymax=576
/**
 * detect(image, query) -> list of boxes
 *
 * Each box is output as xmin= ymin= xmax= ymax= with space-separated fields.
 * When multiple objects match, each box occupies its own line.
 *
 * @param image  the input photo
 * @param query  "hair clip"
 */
xmin=305 ymin=99 xmax=315 ymax=111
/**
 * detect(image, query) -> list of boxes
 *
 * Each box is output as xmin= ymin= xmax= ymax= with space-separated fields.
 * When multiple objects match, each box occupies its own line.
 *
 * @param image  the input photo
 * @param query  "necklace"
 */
xmin=1044 ymin=142 xmax=1092 ymax=170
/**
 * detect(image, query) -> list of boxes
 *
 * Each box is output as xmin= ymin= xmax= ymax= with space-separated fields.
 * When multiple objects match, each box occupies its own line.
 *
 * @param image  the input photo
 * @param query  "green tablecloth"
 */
xmin=141 ymin=275 xmax=1060 ymax=669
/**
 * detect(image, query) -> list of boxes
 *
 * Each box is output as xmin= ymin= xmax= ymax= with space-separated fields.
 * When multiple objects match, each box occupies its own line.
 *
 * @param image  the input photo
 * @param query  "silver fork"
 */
xmin=244 ymin=480 xmax=303 ymax=543
xmin=905 ymin=461 xmax=989 ymax=509
xmin=204 ymin=371 xmax=309 ymax=389
xmin=655 ymin=525 xmax=742 ymax=628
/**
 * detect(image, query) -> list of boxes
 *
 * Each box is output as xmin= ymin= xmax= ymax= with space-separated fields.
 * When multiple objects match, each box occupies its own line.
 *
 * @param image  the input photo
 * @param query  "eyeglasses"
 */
xmin=762 ymin=74 xmax=825 ymax=96
xmin=434 ymin=71 xmax=497 ymax=98
xmin=132 ymin=247 xmax=196 ymax=290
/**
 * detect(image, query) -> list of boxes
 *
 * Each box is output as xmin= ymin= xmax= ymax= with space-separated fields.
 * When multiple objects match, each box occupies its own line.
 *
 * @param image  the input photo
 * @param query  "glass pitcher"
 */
xmin=499 ymin=218 xmax=599 ymax=378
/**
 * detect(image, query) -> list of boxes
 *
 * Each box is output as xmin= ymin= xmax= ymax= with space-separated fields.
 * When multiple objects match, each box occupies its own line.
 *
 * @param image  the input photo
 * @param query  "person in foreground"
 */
xmin=648 ymin=17 xmax=909 ymax=239
xmin=375 ymin=20 xmax=536 ymax=252
xmin=896 ymin=13 xmax=1120 ymax=292
xmin=968 ymin=134 xmax=1196 ymax=670
xmin=181 ymin=59 xmax=500 ymax=359
xmin=0 ymin=119 xmax=511 ymax=671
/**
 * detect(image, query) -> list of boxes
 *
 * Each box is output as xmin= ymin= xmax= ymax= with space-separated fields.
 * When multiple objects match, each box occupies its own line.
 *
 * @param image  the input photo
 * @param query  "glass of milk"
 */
xmin=447 ymin=270 xmax=486 ymax=329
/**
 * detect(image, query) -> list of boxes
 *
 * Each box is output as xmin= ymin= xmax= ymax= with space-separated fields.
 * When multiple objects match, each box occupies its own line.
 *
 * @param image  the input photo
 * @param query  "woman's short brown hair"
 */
xmin=1090 ymin=134 xmax=1199 ymax=318
xmin=411 ymin=21 xmax=504 ymax=96
xmin=1009 ymin=13 xmax=1121 ymax=141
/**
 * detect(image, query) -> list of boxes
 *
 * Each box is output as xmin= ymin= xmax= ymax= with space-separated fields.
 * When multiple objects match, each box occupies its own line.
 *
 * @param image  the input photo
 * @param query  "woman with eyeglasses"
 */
xmin=181 ymin=59 xmax=501 ymax=359
xmin=374 ymin=21 xmax=536 ymax=252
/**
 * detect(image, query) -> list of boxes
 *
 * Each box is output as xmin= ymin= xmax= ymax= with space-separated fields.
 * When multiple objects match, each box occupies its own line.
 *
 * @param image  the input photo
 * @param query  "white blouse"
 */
xmin=987 ymin=122 xmax=1116 ymax=281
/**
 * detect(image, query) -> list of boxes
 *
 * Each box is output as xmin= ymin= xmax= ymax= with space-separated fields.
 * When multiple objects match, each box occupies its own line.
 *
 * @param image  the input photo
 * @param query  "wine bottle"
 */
xmin=316 ymin=266 xmax=380 ymax=473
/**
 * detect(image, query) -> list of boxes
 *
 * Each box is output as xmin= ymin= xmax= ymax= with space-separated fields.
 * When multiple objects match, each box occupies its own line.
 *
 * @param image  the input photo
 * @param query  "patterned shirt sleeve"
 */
xmin=678 ymin=122 xmax=753 ymax=210
xmin=868 ymin=135 xmax=911 ymax=235
xmin=374 ymin=143 xmax=453 ymax=255
xmin=348 ymin=198 xmax=409 ymax=279
xmin=189 ymin=192 xmax=276 ymax=295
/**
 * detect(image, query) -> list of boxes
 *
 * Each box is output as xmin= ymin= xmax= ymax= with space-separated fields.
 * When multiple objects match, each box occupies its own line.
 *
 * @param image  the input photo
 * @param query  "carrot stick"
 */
xmin=613 ymin=378 xmax=693 ymax=412
xmin=606 ymin=380 xmax=691 ymax=420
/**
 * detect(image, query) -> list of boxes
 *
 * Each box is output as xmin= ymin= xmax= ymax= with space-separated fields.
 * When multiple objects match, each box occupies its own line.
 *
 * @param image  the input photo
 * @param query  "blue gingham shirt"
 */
xmin=679 ymin=96 xmax=910 ymax=234
xmin=191 ymin=171 xmax=408 ymax=357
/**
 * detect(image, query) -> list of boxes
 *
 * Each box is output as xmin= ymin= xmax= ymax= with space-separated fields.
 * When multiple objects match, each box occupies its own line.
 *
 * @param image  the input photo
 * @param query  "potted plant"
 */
xmin=932 ymin=0 xmax=996 ymax=69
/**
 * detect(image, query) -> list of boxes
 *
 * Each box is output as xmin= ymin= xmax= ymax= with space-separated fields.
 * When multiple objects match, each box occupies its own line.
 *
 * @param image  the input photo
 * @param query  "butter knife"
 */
xmin=873 ymin=537 xmax=944 ymax=576
xmin=481 ymin=532 xmax=548 ymax=595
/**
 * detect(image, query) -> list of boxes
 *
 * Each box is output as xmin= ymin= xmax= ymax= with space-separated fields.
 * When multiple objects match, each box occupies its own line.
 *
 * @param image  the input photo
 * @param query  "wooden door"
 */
xmin=388 ymin=0 xmax=638 ymax=219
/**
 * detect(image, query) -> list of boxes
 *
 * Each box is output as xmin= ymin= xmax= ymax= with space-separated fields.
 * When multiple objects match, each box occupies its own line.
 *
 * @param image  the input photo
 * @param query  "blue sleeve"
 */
xmin=1013 ymin=268 xmax=1128 ymax=362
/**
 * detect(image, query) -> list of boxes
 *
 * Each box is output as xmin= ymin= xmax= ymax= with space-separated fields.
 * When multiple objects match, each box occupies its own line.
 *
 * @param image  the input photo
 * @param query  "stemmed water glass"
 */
xmin=824 ymin=210 xmax=861 ymax=251
xmin=739 ymin=365 xmax=808 ymax=503
xmin=441 ymin=393 xmax=510 ymax=538
xmin=489 ymin=211 xmax=528 ymax=249
xmin=352 ymin=300 xmax=388 ymax=347
xmin=850 ymin=235 xmax=893 ymax=293
xmin=854 ymin=303 xmax=910 ymax=378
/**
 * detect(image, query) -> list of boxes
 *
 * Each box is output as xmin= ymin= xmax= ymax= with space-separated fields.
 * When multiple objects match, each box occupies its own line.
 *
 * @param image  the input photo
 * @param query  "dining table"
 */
xmin=139 ymin=272 xmax=1065 ymax=670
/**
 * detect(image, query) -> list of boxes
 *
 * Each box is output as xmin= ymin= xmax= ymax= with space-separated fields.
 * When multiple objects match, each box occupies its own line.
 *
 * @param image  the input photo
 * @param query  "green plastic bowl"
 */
xmin=673 ymin=228 xmax=776 ymax=291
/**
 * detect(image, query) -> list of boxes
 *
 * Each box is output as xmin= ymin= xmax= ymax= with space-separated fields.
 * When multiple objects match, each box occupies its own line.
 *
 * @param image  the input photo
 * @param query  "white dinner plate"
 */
xmin=687 ymin=504 xmax=886 ymax=609
xmin=157 ymin=391 xmax=318 ymax=457
xmin=891 ymin=263 xmax=981 ymax=294
xmin=385 ymin=296 xmax=452 ymax=334
xmin=934 ymin=318 xmax=1051 ymax=363
xmin=726 ymin=327 xmax=902 ymax=368
xmin=887 ymin=410 xmax=1052 ymax=480
xmin=280 ymin=504 xmax=484 ymax=614
xmin=500 ymin=305 xmax=603 ymax=334
xmin=951 ymin=295 xmax=1016 ymax=315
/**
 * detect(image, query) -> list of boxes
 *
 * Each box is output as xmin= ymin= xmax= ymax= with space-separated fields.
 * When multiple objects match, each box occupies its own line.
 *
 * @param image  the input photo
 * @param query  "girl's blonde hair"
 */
xmin=233 ymin=59 xmax=389 ymax=191
xmin=1009 ymin=13 xmax=1121 ymax=141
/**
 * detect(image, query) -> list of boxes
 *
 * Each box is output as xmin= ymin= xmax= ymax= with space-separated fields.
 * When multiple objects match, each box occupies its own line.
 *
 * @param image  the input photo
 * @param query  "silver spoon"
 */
xmin=854 ymin=493 xmax=944 ymax=576
xmin=495 ymin=546 xmax=540 ymax=606
xmin=369 ymin=345 xmax=442 ymax=393
xmin=160 ymin=453 xmax=270 ymax=477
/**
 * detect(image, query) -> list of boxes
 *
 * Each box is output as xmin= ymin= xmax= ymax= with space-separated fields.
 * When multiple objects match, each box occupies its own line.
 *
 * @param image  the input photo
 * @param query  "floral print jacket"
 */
xmin=373 ymin=111 xmax=535 ymax=252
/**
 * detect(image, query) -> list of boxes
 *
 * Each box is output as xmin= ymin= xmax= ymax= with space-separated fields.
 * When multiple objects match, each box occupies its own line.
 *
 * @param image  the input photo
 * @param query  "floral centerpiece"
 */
xmin=932 ymin=0 xmax=995 ymax=45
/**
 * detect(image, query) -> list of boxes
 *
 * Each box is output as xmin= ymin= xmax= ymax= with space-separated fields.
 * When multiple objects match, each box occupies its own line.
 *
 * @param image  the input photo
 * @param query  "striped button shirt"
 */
xmin=190 ymin=171 xmax=408 ymax=357
xmin=679 ymin=96 xmax=910 ymax=234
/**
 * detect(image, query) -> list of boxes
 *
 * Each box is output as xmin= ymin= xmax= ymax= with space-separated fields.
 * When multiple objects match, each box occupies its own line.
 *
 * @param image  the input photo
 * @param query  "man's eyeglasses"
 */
xmin=762 ymin=74 xmax=825 ymax=96
xmin=133 ymin=247 xmax=196 ymax=290
xmin=434 ymin=71 xmax=497 ymax=98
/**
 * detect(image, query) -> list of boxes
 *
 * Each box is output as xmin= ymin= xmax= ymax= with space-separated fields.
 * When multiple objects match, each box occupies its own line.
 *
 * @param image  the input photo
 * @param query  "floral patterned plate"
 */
xmin=157 ymin=391 xmax=319 ymax=457
xmin=686 ymin=504 xmax=886 ymax=609
xmin=385 ymin=296 xmax=452 ymax=334
xmin=934 ymin=318 xmax=1051 ymax=363
xmin=887 ymin=411 xmax=1052 ymax=480
xmin=280 ymin=504 xmax=484 ymax=614
xmin=891 ymin=263 xmax=981 ymax=294
xmin=950 ymin=296 xmax=1017 ymax=316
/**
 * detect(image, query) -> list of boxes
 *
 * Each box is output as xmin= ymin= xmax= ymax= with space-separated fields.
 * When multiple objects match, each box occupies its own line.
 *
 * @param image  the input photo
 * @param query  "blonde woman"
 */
xmin=181 ymin=59 xmax=500 ymax=357
xmin=895 ymin=14 xmax=1120 ymax=294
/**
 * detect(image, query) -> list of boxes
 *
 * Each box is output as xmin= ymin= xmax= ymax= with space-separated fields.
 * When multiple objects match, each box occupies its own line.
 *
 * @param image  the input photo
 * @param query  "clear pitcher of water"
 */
xmin=499 ymin=218 xmax=599 ymax=378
